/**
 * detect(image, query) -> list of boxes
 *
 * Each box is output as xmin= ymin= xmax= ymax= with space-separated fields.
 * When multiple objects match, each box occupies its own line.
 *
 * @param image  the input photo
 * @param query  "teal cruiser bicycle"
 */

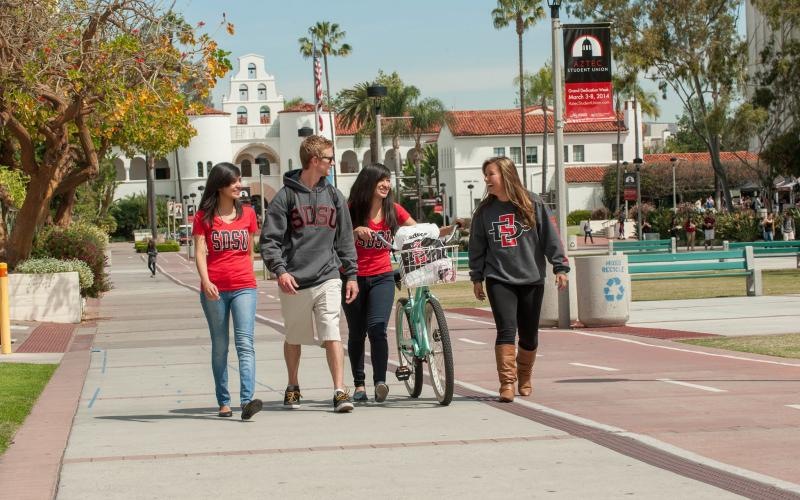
xmin=378 ymin=225 xmax=461 ymax=406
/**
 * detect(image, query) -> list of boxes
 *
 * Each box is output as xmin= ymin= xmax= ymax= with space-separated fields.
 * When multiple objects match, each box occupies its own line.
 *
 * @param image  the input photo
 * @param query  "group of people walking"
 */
xmin=188 ymin=135 xmax=569 ymax=419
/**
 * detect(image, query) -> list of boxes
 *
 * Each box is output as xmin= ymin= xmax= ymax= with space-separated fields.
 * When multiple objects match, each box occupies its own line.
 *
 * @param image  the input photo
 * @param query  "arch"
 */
xmin=239 ymin=84 xmax=249 ymax=101
xmin=255 ymin=153 xmax=272 ymax=175
xmin=384 ymin=149 xmax=402 ymax=169
xmin=259 ymin=106 xmax=271 ymax=124
xmin=113 ymin=157 xmax=126 ymax=181
xmin=407 ymin=147 xmax=423 ymax=164
xmin=237 ymin=106 xmax=248 ymax=125
xmin=362 ymin=151 xmax=372 ymax=167
xmin=241 ymin=159 xmax=252 ymax=177
xmin=247 ymin=63 xmax=256 ymax=79
xmin=154 ymin=157 xmax=170 ymax=180
xmin=129 ymin=157 xmax=146 ymax=180
xmin=206 ymin=161 xmax=213 ymax=177
xmin=257 ymin=83 xmax=267 ymax=100
xmin=340 ymin=150 xmax=359 ymax=174
xmin=234 ymin=144 xmax=279 ymax=176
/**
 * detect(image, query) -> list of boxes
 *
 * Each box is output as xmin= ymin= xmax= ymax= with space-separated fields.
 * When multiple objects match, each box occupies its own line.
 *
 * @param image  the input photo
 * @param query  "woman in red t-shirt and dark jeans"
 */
xmin=344 ymin=164 xmax=415 ymax=403
xmin=193 ymin=163 xmax=262 ymax=420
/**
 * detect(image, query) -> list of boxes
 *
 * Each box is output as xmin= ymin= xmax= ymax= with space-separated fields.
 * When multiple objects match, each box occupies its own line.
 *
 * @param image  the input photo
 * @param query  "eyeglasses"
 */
xmin=318 ymin=155 xmax=335 ymax=163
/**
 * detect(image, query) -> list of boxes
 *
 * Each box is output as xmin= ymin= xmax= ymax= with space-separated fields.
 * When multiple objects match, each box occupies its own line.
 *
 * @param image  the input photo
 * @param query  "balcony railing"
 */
xmin=231 ymin=124 xmax=279 ymax=140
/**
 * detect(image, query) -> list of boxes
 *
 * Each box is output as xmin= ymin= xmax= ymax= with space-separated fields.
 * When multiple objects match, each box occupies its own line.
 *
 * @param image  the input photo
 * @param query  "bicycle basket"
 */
xmin=397 ymin=240 xmax=459 ymax=288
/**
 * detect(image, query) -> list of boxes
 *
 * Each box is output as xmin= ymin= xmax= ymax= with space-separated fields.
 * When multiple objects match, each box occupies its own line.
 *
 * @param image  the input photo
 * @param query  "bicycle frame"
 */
xmin=398 ymin=286 xmax=434 ymax=360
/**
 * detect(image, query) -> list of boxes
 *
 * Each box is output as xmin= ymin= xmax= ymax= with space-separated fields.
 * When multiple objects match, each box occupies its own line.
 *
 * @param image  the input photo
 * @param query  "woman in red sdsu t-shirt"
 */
xmin=344 ymin=164 xmax=414 ymax=403
xmin=193 ymin=162 xmax=262 ymax=421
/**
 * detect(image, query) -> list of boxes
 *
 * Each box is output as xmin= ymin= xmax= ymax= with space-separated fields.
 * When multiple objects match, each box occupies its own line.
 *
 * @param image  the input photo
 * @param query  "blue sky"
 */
xmin=178 ymin=0 xmax=704 ymax=123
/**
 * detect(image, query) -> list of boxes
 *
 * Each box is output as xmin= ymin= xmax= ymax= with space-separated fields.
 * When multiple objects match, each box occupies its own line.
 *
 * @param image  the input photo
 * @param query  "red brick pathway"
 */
xmin=15 ymin=323 xmax=77 ymax=353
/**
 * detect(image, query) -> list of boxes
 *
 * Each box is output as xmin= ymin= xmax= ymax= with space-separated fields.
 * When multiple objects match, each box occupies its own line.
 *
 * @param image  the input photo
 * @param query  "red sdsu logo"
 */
xmin=211 ymin=229 xmax=250 ymax=252
xmin=489 ymin=214 xmax=529 ymax=247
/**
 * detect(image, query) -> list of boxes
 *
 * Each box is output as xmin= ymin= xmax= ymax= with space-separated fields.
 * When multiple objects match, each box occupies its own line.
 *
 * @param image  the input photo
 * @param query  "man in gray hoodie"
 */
xmin=261 ymin=135 xmax=359 ymax=413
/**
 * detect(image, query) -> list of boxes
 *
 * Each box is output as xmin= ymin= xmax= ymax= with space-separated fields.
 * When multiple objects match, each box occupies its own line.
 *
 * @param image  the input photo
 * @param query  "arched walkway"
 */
xmin=129 ymin=157 xmax=146 ymax=180
xmin=340 ymin=150 xmax=359 ymax=174
xmin=113 ymin=158 xmax=126 ymax=181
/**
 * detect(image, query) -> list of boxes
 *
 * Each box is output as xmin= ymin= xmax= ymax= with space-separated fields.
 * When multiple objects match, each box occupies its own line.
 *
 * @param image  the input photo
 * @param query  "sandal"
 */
xmin=218 ymin=406 xmax=233 ymax=418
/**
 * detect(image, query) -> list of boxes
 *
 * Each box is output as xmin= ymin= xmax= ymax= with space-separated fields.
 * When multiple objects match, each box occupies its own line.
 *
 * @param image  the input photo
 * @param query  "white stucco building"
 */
xmin=112 ymin=53 xmax=641 ymax=218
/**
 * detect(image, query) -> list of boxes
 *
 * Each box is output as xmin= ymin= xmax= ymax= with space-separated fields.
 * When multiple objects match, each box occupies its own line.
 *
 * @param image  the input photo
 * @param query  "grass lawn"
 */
xmin=680 ymin=333 xmax=800 ymax=359
xmin=0 ymin=363 xmax=57 ymax=454
xmin=631 ymin=269 xmax=800 ymax=301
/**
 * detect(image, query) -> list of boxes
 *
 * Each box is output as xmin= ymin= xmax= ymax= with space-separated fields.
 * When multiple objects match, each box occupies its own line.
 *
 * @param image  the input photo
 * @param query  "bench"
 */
xmin=626 ymin=247 xmax=762 ymax=296
xmin=723 ymin=240 xmax=800 ymax=268
xmin=609 ymin=238 xmax=676 ymax=255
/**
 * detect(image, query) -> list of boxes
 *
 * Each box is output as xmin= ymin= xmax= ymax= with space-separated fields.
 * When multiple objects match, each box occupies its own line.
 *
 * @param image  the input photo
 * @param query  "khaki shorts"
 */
xmin=279 ymin=278 xmax=342 ymax=346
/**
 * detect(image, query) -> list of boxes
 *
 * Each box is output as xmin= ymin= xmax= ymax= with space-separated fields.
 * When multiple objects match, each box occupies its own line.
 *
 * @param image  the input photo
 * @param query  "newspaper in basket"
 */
xmin=394 ymin=224 xmax=458 ymax=288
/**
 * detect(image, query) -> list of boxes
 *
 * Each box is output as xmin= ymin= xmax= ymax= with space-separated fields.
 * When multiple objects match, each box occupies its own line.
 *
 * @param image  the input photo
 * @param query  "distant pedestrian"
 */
xmin=469 ymin=156 xmax=569 ymax=403
xmin=617 ymin=212 xmax=625 ymax=240
xmin=782 ymin=210 xmax=795 ymax=241
xmin=705 ymin=195 xmax=715 ymax=210
xmin=685 ymin=217 xmax=697 ymax=251
xmin=762 ymin=212 xmax=775 ymax=241
xmin=668 ymin=213 xmax=681 ymax=241
xmin=146 ymin=239 xmax=157 ymax=278
xmin=703 ymin=211 xmax=716 ymax=250
xmin=193 ymin=162 xmax=263 ymax=420
xmin=582 ymin=220 xmax=594 ymax=244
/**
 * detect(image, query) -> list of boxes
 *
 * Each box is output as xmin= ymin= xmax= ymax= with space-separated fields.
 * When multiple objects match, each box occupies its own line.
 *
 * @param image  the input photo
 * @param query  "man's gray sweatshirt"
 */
xmin=260 ymin=170 xmax=357 ymax=289
xmin=468 ymin=194 xmax=569 ymax=285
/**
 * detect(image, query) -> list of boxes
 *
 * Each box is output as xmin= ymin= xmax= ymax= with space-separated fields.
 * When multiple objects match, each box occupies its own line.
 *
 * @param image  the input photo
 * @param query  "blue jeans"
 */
xmin=200 ymin=288 xmax=257 ymax=407
xmin=342 ymin=272 xmax=395 ymax=386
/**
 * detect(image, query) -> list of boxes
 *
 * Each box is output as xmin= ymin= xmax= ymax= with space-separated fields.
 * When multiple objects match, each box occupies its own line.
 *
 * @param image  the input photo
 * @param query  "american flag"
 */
xmin=314 ymin=54 xmax=324 ymax=131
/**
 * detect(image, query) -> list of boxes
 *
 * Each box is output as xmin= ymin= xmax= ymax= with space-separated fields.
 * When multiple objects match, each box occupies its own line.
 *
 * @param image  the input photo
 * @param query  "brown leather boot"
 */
xmin=516 ymin=348 xmax=537 ymax=396
xmin=494 ymin=344 xmax=517 ymax=402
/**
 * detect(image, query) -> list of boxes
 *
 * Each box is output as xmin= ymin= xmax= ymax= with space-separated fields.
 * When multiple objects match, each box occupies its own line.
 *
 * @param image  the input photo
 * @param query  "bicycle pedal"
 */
xmin=395 ymin=366 xmax=412 ymax=381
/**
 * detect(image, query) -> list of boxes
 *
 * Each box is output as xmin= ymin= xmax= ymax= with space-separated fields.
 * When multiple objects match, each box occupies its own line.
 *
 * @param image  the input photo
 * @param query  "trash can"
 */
xmin=568 ymin=234 xmax=578 ymax=251
xmin=575 ymin=254 xmax=629 ymax=327
xmin=540 ymin=266 xmax=578 ymax=327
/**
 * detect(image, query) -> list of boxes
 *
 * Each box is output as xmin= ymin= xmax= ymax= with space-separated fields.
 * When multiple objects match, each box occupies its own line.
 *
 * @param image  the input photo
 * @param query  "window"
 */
xmin=259 ymin=106 xmax=270 ymax=124
xmin=611 ymin=144 xmax=624 ymax=161
xmin=241 ymin=159 xmax=252 ymax=177
xmin=258 ymin=84 xmax=267 ymax=100
xmin=206 ymin=161 xmax=213 ymax=176
xmin=526 ymin=146 xmax=538 ymax=164
xmin=237 ymin=106 xmax=247 ymax=125
xmin=239 ymin=84 xmax=249 ymax=101
xmin=196 ymin=161 xmax=203 ymax=177
xmin=573 ymin=145 xmax=585 ymax=162
xmin=247 ymin=63 xmax=256 ymax=79
xmin=493 ymin=147 xmax=505 ymax=157
xmin=155 ymin=158 xmax=170 ymax=180
xmin=563 ymin=145 xmax=569 ymax=162
xmin=510 ymin=147 xmax=521 ymax=164
xmin=256 ymin=155 xmax=270 ymax=175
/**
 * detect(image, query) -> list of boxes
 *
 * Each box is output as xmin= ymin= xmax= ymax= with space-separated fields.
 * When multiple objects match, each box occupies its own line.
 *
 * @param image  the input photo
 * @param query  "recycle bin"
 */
xmin=575 ymin=254 xmax=629 ymax=327
xmin=568 ymin=234 xmax=578 ymax=251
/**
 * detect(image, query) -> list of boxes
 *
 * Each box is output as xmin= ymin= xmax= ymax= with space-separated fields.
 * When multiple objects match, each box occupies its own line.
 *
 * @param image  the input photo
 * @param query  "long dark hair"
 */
xmin=474 ymin=157 xmax=536 ymax=229
xmin=198 ymin=162 xmax=243 ymax=227
xmin=348 ymin=163 xmax=399 ymax=234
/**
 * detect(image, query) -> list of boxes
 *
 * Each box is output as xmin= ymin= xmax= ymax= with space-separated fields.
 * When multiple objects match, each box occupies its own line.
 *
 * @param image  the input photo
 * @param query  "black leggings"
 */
xmin=147 ymin=258 xmax=156 ymax=275
xmin=342 ymin=272 xmax=395 ymax=386
xmin=485 ymin=278 xmax=544 ymax=351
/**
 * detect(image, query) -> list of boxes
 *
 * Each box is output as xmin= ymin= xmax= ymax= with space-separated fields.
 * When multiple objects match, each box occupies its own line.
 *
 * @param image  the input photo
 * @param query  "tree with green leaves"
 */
xmin=492 ymin=0 xmax=545 ymax=189
xmin=0 ymin=0 xmax=231 ymax=266
xmin=515 ymin=62 xmax=552 ymax=194
xmin=567 ymin=0 xmax=747 ymax=210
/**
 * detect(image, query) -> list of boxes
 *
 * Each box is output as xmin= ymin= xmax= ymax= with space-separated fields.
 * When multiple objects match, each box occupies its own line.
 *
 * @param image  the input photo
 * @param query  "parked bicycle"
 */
xmin=377 ymin=224 xmax=461 ymax=405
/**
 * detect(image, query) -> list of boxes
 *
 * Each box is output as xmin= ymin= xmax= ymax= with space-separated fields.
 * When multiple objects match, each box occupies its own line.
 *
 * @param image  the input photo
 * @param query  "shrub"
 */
xmin=32 ymin=223 xmax=110 ymax=297
xmin=134 ymin=240 xmax=180 ymax=252
xmin=590 ymin=207 xmax=611 ymax=220
xmin=716 ymin=211 xmax=760 ymax=242
xmin=15 ymin=258 xmax=94 ymax=297
xmin=567 ymin=210 xmax=591 ymax=226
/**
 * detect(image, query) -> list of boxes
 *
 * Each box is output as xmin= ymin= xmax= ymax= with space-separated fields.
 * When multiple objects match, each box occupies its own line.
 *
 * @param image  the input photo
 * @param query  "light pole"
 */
xmin=547 ymin=0 xmax=570 ymax=329
xmin=634 ymin=157 xmax=643 ymax=239
xmin=182 ymin=194 xmax=190 ymax=259
xmin=367 ymin=84 xmax=387 ymax=169
xmin=467 ymin=184 xmax=475 ymax=213
xmin=257 ymin=157 xmax=270 ymax=223
xmin=669 ymin=157 xmax=684 ymax=212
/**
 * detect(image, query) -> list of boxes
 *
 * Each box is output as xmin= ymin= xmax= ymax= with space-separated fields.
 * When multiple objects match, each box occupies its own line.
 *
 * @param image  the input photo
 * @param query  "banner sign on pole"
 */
xmin=563 ymin=23 xmax=615 ymax=123
xmin=623 ymin=172 xmax=638 ymax=201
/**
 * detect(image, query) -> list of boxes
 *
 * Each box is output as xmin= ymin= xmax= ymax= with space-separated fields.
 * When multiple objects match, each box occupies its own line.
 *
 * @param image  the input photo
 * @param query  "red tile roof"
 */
xmin=188 ymin=107 xmax=229 ymax=116
xmin=644 ymin=151 xmax=759 ymax=163
xmin=447 ymin=106 xmax=625 ymax=137
xmin=279 ymin=102 xmax=330 ymax=113
xmin=565 ymin=166 xmax=608 ymax=183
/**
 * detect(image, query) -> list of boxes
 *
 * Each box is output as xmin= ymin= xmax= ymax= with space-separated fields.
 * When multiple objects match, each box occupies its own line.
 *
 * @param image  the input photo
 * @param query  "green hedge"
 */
xmin=32 ymin=223 xmax=110 ymax=297
xmin=15 ymin=258 xmax=95 ymax=297
xmin=134 ymin=240 xmax=180 ymax=253
xmin=567 ymin=210 xmax=592 ymax=225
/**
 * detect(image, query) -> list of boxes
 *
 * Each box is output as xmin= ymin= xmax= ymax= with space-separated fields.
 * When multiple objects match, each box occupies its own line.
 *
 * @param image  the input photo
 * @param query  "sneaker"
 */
xmin=333 ymin=389 xmax=354 ymax=413
xmin=374 ymin=382 xmax=389 ymax=403
xmin=241 ymin=399 xmax=263 ymax=420
xmin=283 ymin=385 xmax=301 ymax=409
xmin=353 ymin=387 xmax=368 ymax=402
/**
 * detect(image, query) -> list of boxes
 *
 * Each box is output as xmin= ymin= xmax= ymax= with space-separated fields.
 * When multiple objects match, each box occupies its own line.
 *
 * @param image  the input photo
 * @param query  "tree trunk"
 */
xmin=708 ymin=136 xmax=733 ymax=211
xmin=54 ymin=186 xmax=77 ymax=227
xmin=146 ymin=154 xmax=157 ymax=239
xmin=615 ymin=97 xmax=622 ymax=213
xmin=518 ymin=31 xmax=527 ymax=189
xmin=541 ymin=96 xmax=548 ymax=196
xmin=7 ymin=172 xmax=58 ymax=268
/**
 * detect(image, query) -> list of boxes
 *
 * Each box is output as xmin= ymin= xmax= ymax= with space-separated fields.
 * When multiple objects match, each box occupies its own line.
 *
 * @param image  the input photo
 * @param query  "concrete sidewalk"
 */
xmin=48 ymin=245 xmax=747 ymax=499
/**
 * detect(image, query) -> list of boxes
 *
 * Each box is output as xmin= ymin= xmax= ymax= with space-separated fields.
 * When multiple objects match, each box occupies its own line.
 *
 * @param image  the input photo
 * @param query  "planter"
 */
xmin=9 ymin=272 xmax=82 ymax=323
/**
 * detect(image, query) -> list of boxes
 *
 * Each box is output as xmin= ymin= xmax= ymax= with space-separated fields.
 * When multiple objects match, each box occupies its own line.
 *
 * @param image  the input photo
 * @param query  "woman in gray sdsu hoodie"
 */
xmin=469 ymin=156 xmax=569 ymax=403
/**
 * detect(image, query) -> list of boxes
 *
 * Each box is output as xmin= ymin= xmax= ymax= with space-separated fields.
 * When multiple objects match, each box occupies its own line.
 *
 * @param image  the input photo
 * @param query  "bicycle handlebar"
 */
xmin=374 ymin=222 xmax=462 ymax=252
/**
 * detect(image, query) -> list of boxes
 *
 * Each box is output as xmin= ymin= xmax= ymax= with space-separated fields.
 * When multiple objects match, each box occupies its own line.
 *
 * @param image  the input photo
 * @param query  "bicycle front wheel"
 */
xmin=395 ymin=298 xmax=423 ymax=397
xmin=424 ymin=296 xmax=454 ymax=405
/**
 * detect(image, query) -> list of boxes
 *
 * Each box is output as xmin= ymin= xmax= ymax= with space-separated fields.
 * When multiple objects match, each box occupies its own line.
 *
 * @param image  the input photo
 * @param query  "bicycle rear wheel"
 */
xmin=395 ymin=298 xmax=423 ymax=397
xmin=424 ymin=296 xmax=454 ymax=405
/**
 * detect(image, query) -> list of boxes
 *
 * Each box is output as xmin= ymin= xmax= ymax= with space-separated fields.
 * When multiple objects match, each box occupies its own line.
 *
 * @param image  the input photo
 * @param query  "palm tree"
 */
xmin=408 ymin=98 xmax=453 ymax=200
xmin=492 ymin=0 xmax=545 ymax=189
xmin=515 ymin=62 xmax=553 ymax=195
xmin=299 ymin=22 xmax=352 ymax=184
